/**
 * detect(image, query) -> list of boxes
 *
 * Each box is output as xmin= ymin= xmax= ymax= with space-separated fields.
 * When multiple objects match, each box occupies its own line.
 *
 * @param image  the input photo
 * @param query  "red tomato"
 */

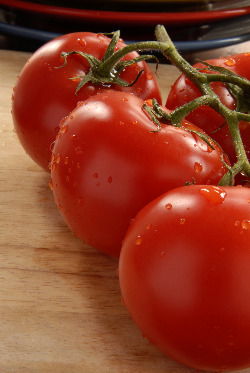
xmin=12 ymin=32 xmax=161 ymax=171
xmin=50 ymin=91 xmax=228 ymax=258
xmin=119 ymin=184 xmax=250 ymax=372
xmin=166 ymin=53 xmax=250 ymax=171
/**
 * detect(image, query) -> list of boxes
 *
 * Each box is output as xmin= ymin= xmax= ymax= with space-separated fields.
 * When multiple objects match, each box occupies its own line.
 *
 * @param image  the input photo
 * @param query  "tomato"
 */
xmin=119 ymin=184 xmax=250 ymax=371
xmin=12 ymin=32 xmax=161 ymax=172
xmin=166 ymin=53 xmax=250 ymax=172
xmin=50 ymin=90 xmax=229 ymax=258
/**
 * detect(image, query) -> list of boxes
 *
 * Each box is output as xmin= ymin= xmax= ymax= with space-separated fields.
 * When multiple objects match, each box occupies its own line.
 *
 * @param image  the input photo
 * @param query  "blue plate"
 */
xmin=0 ymin=21 xmax=249 ymax=52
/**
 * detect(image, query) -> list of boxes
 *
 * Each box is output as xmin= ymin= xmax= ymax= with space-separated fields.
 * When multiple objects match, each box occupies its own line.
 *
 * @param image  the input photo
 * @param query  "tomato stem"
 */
xmin=153 ymin=25 xmax=250 ymax=185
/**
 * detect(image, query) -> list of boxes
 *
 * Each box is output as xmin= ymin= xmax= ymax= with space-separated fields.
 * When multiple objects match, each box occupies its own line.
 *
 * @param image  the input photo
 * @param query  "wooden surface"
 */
xmin=1 ymin=49 xmax=250 ymax=373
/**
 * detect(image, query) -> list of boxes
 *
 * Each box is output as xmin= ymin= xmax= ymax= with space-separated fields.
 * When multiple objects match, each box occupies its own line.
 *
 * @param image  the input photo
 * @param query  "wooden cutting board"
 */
xmin=1 ymin=49 xmax=249 ymax=373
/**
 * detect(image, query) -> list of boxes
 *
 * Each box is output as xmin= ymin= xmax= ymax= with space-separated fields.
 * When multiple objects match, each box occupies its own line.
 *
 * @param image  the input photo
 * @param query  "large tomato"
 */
xmin=166 ymin=53 xmax=250 ymax=170
xmin=119 ymin=184 xmax=250 ymax=371
xmin=50 ymin=91 xmax=228 ymax=258
xmin=12 ymin=32 xmax=161 ymax=171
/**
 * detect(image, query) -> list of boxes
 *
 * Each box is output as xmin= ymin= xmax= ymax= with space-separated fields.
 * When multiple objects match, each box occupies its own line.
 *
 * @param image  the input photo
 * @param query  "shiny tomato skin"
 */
xmin=119 ymin=184 xmax=250 ymax=372
xmin=51 ymin=91 xmax=228 ymax=258
xmin=166 ymin=53 xmax=250 ymax=169
xmin=12 ymin=32 xmax=161 ymax=171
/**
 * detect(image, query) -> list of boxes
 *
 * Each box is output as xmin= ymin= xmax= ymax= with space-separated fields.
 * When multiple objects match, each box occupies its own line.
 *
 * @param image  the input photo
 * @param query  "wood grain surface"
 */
xmin=1 ymin=49 xmax=250 ymax=373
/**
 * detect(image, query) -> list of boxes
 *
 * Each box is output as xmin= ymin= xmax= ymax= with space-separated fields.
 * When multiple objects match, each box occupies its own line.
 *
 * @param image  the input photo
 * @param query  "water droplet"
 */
xmin=146 ymin=223 xmax=152 ymax=230
xmin=235 ymin=221 xmax=240 ymax=227
xmin=135 ymin=236 xmax=143 ymax=245
xmin=160 ymin=251 xmax=166 ymax=257
xmin=55 ymin=154 xmax=61 ymax=163
xmin=136 ymin=87 xmax=142 ymax=94
xmin=58 ymin=203 xmax=63 ymax=211
xmin=165 ymin=203 xmax=172 ymax=210
xmin=225 ymin=58 xmax=236 ymax=67
xmin=108 ymin=176 xmax=112 ymax=183
xmin=132 ymin=120 xmax=138 ymax=125
xmin=64 ymin=156 xmax=69 ymax=165
xmin=59 ymin=116 xmax=67 ymax=127
xmin=123 ymin=97 xmax=128 ymax=101
xmin=49 ymin=179 xmax=53 ymax=190
xmin=199 ymin=186 xmax=227 ymax=205
xmin=71 ymin=134 xmax=78 ymax=141
xmin=180 ymin=218 xmax=186 ymax=225
xmin=146 ymin=73 xmax=153 ymax=80
xmin=60 ymin=124 xmax=68 ymax=134
xmin=194 ymin=162 xmax=203 ymax=173
xmin=121 ymin=297 xmax=126 ymax=306
xmin=77 ymin=38 xmax=87 ymax=47
xmin=51 ymin=162 xmax=56 ymax=172
xmin=119 ymin=121 xmax=124 ymax=125
xmin=93 ymin=173 xmax=98 ymax=178
xmin=242 ymin=219 xmax=250 ymax=230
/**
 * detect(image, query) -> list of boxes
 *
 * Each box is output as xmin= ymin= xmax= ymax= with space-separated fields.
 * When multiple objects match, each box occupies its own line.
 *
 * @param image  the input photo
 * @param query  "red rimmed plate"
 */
xmin=1 ymin=0 xmax=250 ymax=26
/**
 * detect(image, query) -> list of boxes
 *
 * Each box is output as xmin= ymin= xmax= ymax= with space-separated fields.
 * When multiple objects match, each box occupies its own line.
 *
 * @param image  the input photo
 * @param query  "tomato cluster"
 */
xmin=12 ymin=29 xmax=250 ymax=372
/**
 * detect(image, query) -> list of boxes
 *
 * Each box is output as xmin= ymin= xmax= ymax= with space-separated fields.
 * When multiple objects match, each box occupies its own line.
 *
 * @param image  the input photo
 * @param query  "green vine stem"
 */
xmin=61 ymin=25 xmax=250 ymax=185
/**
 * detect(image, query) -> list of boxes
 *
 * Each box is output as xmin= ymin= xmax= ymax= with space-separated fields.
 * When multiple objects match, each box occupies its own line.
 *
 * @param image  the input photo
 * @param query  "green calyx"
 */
xmin=59 ymin=30 xmax=158 ymax=94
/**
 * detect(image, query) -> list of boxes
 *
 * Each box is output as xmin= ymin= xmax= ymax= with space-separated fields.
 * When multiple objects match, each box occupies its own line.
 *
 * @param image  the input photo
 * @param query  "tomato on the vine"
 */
xmin=166 ymin=53 xmax=250 ymax=170
xmin=50 ymin=90 xmax=229 ymax=258
xmin=119 ymin=184 xmax=250 ymax=372
xmin=12 ymin=32 xmax=161 ymax=171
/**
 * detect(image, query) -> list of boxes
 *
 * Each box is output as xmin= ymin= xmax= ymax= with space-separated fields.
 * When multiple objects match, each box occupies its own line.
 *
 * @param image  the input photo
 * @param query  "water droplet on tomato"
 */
xmin=121 ymin=297 xmax=126 ymax=306
xmin=49 ymin=179 xmax=53 ymax=190
xmin=242 ymin=219 xmax=250 ymax=230
xmin=77 ymin=38 xmax=87 ymax=47
xmin=93 ymin=173 xmax=98 ymax=178
xmin=194 ymin=162 xmax=203 ymax=173
xmin=160 ymin=251 xmax=166 ymax=257
xmin=108 ymin=176 xmax=112 ymax=183
xmin=225 ymin=58 xmax=236 ymax=67
xmin=146 ymin=223 xmax=152 ymax=230
xmin=165 ymin=203 xmax=172 ymax=210
xmin=55 ymin=154 xmax=61 ymax=163
xmin=235 ymin=221 xmax=240 ymax=227
xmin=132 ymin=120 xmax=138 ymax=125
xmin=64 ymin=156 xmax=69 ymax=165
xmin=136 ymin=87 xmax=143 ymax=94
xmin=51 ymin=162 xmax=56 ymax=172
xmin=135 ymin=236 xmax=143 ymax=245
xmin=60 ymin=125 xmax=68 ymax=134
xmin=199 ymin=186 xmax=227 ymax=205
xmin=180 ymin=218 xmax=186 ymax=225
xmin=146 ymin=73 xmax=153 ymax=80
xmin=119 ymin=121 xmax=124 ymax=125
